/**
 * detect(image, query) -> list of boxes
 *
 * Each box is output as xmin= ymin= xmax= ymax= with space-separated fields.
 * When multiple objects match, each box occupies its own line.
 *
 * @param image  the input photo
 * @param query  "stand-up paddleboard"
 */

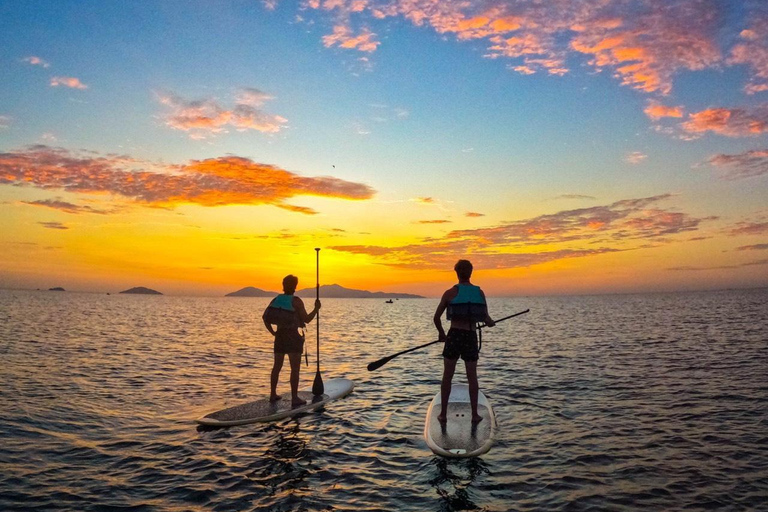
xmin=424 ymin=384 xmax=496 ymax=458
xmin=196 ymin=378 xmax=354 ymax=427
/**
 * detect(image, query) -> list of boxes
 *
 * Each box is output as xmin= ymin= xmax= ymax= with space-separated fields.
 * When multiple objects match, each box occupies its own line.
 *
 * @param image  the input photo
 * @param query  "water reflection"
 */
xmin=429 ymin=457 xmax=490 ymax=511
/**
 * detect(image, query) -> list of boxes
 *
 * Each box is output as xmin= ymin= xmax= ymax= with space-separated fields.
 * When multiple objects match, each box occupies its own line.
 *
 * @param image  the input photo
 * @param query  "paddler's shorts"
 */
xmin=274 ymin=328 xmax=305 ymax=354
xmin=442 ymin=328 xmax=479 ymax=362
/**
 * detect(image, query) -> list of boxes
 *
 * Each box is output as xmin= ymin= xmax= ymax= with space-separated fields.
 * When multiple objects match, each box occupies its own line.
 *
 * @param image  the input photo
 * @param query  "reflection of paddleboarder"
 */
xmin=433 ymin=260 xmax=495 ymax=424
xmin=263 ymin=275 xmax=321 ymax=406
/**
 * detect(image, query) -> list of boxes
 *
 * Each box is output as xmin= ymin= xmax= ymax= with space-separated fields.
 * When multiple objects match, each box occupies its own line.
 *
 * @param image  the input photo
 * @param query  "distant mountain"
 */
xmin=48 ymin=287 xmax=65 ymax=291
xmin=120 ymin=286 xmax=162 ymax=295
xmin=296 ymin=283 xmax=424 ymax=299
xmin=226 ymin=286 xmax=277 ymax=297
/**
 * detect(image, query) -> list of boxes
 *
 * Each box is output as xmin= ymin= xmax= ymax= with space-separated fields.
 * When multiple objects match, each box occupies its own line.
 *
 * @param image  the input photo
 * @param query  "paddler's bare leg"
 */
xmin=465 ymin=360 xmax=482 ymax=424
xmin=439 ymin=357 xmax=458 ymax=422
xmin=288 ymin=352 xmax=306 ymax=406
xmin=270 ymin=353 xmax=285 ymax=402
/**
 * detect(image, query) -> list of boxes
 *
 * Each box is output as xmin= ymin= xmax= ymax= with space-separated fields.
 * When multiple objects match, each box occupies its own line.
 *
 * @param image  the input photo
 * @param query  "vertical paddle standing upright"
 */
xmin=312 ymin=248 xmax=325 ymax=396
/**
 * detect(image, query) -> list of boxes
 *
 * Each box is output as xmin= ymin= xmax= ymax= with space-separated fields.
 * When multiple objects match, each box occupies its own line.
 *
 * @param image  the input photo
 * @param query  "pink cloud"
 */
xmin=322 ymin=25 xmax=380 ymax=52
xmin=682 ymin=105 xmax=768 ymax=137
xmin=727 ymin=6 xmax=768 ymax=94
xmin=644 ymin=101 xmax=684 ymax=120
xmin=703 ymin=149 xmax=768 ymax=180
xmin=22 ymin=56 xmax=50 ymax=68
xmin=50 ymin=76 xmax=88 ymax=89
xmin=157 ymin=89 xmax=287 ymax=138
xmin=625 ymin=151 xmax=647 ymax=164
xmin=305 ymin=0 xmax=723 ymax=94
xmin=0 ymin=145 xmax=375 ymax=214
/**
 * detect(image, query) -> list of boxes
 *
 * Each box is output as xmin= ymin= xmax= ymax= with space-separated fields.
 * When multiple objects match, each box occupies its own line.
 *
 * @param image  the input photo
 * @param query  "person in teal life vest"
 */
xmin=262 ymin=275 xmax=321 ymax=406
xmin=433 ymin=260 xmax=495 ymax=424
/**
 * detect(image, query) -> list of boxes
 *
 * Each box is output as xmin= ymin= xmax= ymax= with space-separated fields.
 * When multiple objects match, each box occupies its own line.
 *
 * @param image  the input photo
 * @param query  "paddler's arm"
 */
xmin=295 ymin=297 xmax=321 ymax=323
xmin=433 ymin=291 xmax=450 ymax=342
xmin=262 ymin=309 xmax=276 ymax=336
xmin=480 ymin=289 xmax=495 ymax=327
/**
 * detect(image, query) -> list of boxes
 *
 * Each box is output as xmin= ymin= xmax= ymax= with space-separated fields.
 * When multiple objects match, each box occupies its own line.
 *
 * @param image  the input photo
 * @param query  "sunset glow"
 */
xmin=1 ymin=1 xmax=767 ymax=296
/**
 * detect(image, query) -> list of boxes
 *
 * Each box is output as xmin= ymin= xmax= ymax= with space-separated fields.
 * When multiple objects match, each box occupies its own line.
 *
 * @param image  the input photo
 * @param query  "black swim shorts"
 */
xmin=442 ymin=328 xmax=479 ymax=362
xmin=274 ymin=328 xmax=305 ymax=354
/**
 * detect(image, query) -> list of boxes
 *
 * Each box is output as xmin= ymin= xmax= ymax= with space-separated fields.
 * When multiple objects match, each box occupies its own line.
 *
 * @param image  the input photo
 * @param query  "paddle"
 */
xmin=312 ymin=248 xmax=325 ymax=396
xmin=367 ymin=308 xmax=530 ymax=371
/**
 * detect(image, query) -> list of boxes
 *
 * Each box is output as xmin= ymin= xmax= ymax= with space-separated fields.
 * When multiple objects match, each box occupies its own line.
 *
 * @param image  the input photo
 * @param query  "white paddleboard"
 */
xmin=424 ymin=384 xmax=496 ymax=458
xmin=196 ymin=378 xmax=354 ymax=427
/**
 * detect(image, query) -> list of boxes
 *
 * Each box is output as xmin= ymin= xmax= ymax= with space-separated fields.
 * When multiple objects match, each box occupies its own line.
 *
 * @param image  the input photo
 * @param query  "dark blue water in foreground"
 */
xmin=1 ymin=288 xmax=767 ymax=511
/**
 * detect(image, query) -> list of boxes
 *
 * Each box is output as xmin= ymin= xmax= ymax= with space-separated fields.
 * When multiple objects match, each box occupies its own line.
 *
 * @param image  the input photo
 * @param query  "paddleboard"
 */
xmin=196 ymin=378 xmax=354 ymax=427
xmin=424 ymin=384 xmax=496 ymax=458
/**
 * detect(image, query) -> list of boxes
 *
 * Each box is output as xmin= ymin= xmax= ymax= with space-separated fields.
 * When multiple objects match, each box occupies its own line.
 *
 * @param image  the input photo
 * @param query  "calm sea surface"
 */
xmin=1 ymin=288 xmax=766 ymax=511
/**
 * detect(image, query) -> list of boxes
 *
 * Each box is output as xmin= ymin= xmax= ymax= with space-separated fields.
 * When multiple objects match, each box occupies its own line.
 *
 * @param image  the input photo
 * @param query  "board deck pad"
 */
xmin=196 ymin=378 xmax=354 ymax=427
xmin=424 ymin=384 xmax=496 ymax=458
xmin=427 ymin=403 xmax=492 ymax=455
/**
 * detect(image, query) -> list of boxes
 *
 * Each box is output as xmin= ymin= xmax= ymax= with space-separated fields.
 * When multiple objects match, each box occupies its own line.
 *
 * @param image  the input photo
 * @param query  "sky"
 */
xmin=1 ymin=0 xmax=767 ymax=297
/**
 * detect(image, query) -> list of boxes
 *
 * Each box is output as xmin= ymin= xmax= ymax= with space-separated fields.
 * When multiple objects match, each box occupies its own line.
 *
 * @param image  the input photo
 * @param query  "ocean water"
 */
xmin=1 ymin=288 xmax=766 ymax=512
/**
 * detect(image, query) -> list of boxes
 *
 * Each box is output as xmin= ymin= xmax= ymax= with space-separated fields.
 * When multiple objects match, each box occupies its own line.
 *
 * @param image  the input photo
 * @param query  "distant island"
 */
xmin=226 ymin=286 xmax=277 ymax=297
xmin=297 ymin=284 xmax=423 ymax=299
xmin=225 ymin=283 xmax=423 ymax=299
xmin=120 ymin=286 xmax=162 ymax=295
xmin=48 ymin=287 xmax=65 ymax=291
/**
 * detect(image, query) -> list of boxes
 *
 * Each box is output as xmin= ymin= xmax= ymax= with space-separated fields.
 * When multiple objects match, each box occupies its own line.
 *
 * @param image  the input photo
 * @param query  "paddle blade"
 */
xmin=312 ymin=371 xmax=324 ymax=396
xmin=367 ymin=356 xmax=393 ymax=372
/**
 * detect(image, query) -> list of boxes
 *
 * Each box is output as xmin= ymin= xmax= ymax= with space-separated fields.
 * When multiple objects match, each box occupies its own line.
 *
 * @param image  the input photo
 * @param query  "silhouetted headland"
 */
xmin=48 ymin=287 xmax=65 ymax=292
xmin=225 ymin=286 xmax=276 ymax=297
xmin=296 ymin=284 xmax=423 ymax=299
xmin=119 ymin=287 xmax=162 ymax=295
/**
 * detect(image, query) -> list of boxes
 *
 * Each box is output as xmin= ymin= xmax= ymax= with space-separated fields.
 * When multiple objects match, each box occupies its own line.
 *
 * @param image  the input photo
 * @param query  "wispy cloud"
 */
xmin=330 ymin=194 xmax=713 ymax=270
xmin=38 ymin=221 xmax=69 ymax=230
xmin=0 ymin=145 xmax=375 ymax=214
xmin=668 ymin=259 xmax=768 ymax=271
xmin=465 ymin=211 xmax=485 ymax=217
xmin=22 ymin=56 xmax=50 ymax=68
xmin=703 ymin=149 xmax=768 ymax=180
xmin=725 ymin=218 xmax=768 ymax=237
xmin=21 ymin=199 xmax=114 ymax=215
xmin=736 ymin=243 xmax=768 ymax=251
xmin=50 ymin=76 xmax=88 ymax=89
xmin=415 ymin=219 xmax=451 ymax=224
xmin=156 ymin=89 xmax=287 ymax=139
xmin=552 ymin=194 xmax=597 ymax=201
xmin=682 ymin=105 xmax=768 ymax=137
xmin=625 ymin=151 xmax=647 ymax=164
xmin=0 ymin=116 xmax=11 ymax=129
xmin=413 ymin=197 xmax=435 ymax=204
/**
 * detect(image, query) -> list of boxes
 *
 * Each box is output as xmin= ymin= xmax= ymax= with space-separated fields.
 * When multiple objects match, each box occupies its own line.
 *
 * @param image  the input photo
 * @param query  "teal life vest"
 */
xmin=264 ymin=294 xmax=305 ymax=328
xmin=446 ymin=284 xmax=487 ymax=323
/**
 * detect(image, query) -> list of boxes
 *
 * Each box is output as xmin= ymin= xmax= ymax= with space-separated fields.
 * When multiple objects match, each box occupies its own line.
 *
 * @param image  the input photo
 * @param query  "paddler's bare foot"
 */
xmin=471 ymin=414 xmax=483 ymax=424
xmin=269 ymin=394 xmax=282 ymax=402
xmin=437 ymin=414 xmax=447 ymax=423
xmin=291 ymin=397 xmax=307 ymax=407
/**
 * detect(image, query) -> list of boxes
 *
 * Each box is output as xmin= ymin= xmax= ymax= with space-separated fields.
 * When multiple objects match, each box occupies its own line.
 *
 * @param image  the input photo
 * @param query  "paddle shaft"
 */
xmin=316 ymin=248 xmax=320 ymax=371
xmin=312 ymin=248 xmax=324 ymax=396
xmin=367 ymin=308 xmax=530 ymax=371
